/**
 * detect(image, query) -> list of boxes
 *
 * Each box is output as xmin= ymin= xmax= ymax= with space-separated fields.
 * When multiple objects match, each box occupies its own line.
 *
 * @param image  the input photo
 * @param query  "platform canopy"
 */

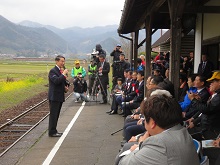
xmin=118 ymin=0 xmax=217 ymax=34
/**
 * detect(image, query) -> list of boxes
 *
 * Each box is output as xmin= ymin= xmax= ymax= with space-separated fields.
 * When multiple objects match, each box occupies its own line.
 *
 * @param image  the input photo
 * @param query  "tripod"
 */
xmin=90 ymin=72 xmax=107 ymax=102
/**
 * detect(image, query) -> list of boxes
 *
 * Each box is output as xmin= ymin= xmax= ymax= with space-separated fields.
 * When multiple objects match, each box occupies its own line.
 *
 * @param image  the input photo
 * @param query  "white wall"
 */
xmin=203 ymin=0 xmax=220 ymax=40
xmin=203 ymin=14 xmax=220 ymax=40
xmin=194 ymin=14 xmax=202 ymax=73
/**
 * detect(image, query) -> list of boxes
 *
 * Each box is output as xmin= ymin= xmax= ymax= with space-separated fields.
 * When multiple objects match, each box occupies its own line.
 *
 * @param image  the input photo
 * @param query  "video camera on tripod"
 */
xmin=90 ymin=49 xmax=99 ymax=65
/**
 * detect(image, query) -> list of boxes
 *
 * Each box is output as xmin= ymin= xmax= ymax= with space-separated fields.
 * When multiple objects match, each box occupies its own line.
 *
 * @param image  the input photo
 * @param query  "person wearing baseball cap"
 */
xmin=71 ymin=60 xmax=86 ymax=78
xmin=187 ymin=70 xmax=220 ymax=140
xmin=206 ymin=71 xmax=220 ymax=82
xmin=110 ymin=44 xmax=123 ymax=62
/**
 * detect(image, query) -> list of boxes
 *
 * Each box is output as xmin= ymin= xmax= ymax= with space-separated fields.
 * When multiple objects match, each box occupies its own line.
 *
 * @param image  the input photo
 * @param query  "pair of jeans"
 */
xmin=74 ymin=92 xmax=89 ymax=102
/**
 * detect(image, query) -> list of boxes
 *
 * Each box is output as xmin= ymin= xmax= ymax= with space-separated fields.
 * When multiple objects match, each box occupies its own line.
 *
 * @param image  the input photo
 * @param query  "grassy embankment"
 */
xmin=0 ymin=59 xmax=75 ymax=112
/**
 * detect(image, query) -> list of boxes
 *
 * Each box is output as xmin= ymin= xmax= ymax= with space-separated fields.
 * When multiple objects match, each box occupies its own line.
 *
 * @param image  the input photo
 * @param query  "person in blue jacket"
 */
xmin=179 ymin=74 xmax=197 ymax=111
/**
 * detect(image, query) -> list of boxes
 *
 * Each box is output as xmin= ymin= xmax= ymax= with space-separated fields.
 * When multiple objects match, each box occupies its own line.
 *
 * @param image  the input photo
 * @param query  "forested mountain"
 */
xmin=0 ymin=15 xmax=162 ymax=57
xmin=19 ymin=20 xmax=120 ymax=55
xmin=0 ymin=15 xmax=76 ymax=57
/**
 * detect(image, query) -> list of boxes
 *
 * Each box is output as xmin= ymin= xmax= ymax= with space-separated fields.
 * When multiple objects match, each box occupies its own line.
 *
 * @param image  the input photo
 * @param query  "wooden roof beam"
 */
xmin=159 ymin=6 xmax=220 ymax=14
xmin=134 ymin=0 xmax=166 ymax=31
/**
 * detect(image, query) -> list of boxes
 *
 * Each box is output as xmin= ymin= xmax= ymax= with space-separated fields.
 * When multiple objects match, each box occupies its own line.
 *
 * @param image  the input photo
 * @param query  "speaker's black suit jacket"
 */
xmin=48 ymin=66 xmax=66 ymax=102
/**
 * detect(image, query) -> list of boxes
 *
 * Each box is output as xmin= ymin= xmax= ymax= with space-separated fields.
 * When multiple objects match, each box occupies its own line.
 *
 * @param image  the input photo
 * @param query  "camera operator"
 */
xmin=97 ymin=54 xmax=110 ymax=104
xmin=73 ymin=73 xmax=89 ymax=102
xmin=88 ymin=60 xmax=97 ymax=96
xmin=110 ymin=44 xmax=123 ymax=62
xmin=93 ymin=44 xmax=106 ymax=64
xmin=112 ymin=52 xmax=130 ymax=89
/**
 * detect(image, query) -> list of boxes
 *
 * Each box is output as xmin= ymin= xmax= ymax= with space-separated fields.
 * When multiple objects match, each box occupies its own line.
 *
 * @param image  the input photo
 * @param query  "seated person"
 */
xmin=116 ymin=71 xmax=137 ymax=114
xmin=73 ymin=73 xmax=89 ymax=102
xmin=148 ymin=75 xmax=164 ymax=89
xmin=122 ymin=71 xmax=144 ymax=117
xmin=123 ymin=89 xmax=173 ymax=142
xmin=136 ymin=58 xmax=145 ymax=72
xmin=203 ymin=135 xmax=220 ymax=165
xmin=179 ymin=74 xmax=197 ymax=111
xmin=116 ymin=94 xmax=199 ymax=165
xmin=118 ymin=89 xmax=173 ymax=159
xmin=123 ymin=115 xmax=146 ymax=142
xmin=187 ymin=71 xmax=220 ymax=140
xmin=153 ymin=68 xmax=161 ymax=77
xmin=183 ymin=75 xmax=210 ymax=119
xmin=158 ymin=79 xmax=175 ymax=97
xmin=107 ymin=78 xmax=124 ymax=115
xmin=179 ymin=73 xmax=188 ymax=102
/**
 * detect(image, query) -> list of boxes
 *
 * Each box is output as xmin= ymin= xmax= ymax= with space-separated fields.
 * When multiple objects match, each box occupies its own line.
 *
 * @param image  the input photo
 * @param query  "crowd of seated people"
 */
xmin=107 ymin=58 xmax=219 ymax=165
xmin=115 ymin=89 xmax=200 ymax=165
xmin=107 ymin=70 xmax=138 ymax=115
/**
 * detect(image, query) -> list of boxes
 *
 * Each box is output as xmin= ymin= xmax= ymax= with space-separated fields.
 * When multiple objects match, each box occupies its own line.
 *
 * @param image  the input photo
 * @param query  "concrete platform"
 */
xmin=1 ymin=96 xmax=124 ymax=165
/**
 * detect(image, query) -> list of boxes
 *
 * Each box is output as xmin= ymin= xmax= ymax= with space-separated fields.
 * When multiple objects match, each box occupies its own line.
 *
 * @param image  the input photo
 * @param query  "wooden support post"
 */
xmin=145 ymin=15 xmax=152 ymax=96
xmin=130 ymin=33 xmax=134 ymax=66
xmin=133 ymin=31 xmax=139 ymax=69
xmin=168 ymin=0 xmax=185 ymax=99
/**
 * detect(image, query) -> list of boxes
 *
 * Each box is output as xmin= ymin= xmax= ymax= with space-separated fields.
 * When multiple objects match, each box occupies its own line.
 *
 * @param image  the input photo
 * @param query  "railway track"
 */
xmin=0 ymin=92 xmax=73 ymax=157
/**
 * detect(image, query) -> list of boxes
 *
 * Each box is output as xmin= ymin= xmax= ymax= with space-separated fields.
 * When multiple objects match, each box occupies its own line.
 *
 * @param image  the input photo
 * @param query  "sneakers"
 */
xmin=122 ymin=102 xmax=130 ymax=106
xmin=75 ymin=98 xmax=79 ymax=103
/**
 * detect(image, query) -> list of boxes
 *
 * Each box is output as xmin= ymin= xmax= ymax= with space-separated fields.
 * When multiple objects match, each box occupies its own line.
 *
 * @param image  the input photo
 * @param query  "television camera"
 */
xmin=90 ymin=49 xmax=99 ymax=65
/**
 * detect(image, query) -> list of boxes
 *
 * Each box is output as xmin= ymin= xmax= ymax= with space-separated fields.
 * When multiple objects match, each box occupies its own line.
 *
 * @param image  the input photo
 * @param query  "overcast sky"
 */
xmin=0 ymin=0 xmax=125 ymax=29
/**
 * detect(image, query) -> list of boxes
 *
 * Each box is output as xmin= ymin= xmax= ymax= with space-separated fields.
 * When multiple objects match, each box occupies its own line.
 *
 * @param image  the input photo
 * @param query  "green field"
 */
xmin=0 ymin=59 xmax=113 ymax=112
xmin=0 ymin=59 xmax=76 ymax=112
xmin=0 ymin=59 xmax=77 ymax=80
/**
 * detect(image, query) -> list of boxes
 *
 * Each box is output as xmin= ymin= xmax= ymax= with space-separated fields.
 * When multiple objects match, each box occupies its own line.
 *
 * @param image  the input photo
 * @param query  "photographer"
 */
xmin=93 ymin=44 xmax=106 ymax=64
xmin=73 ymin=73 xmax=89 ymax=102
xmin=110 ymin=44 xmax=123 ymax=62
xmin=112 ymin=52 xmax=130 ymax=89
xmin=88 ymin=60 xmax=97 ymax=96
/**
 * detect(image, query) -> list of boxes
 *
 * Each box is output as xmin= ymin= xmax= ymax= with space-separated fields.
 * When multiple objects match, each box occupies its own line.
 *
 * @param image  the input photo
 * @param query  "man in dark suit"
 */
xmin=183 ymin=75 xmax=210 ymax=119
xmin=48 ymin=55 xmax=68 ymax=137
xmin=187 ymin=71 xmax=220 ymax=140
xmin=97 ymin=54 xmax=110 ymax=104
xmin=197 ymin=54 xmax=214 ymax=79
xmin=122 ymin=71 xmax=145 ymax=117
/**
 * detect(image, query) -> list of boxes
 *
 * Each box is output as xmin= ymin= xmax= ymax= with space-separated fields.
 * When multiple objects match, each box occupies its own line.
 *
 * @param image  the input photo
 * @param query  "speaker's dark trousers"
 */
xmin=48 ymin=100 xmax=63 ymax=135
